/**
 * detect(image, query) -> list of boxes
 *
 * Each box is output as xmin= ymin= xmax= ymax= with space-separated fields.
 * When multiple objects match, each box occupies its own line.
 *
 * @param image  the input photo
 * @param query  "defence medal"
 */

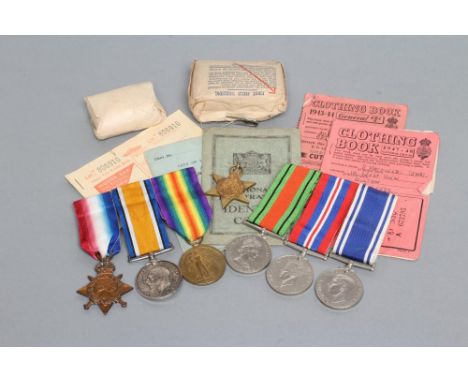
xmin=73 ymin=192 xmax=133 ymax=314
xmin=151 ymin=167 xmax=226 ymax=286
xmin=315 ymin=185 xmax=397 ymax=309
xmin=243 ymin=163 xmax=321 ymax=293
xmin=112 ymin=180 xmax=182 ymax=301
xmin=205 ymin=162 xmax=256 ymax=209
xmin=224 ymin=233 xmax=271 ymax=274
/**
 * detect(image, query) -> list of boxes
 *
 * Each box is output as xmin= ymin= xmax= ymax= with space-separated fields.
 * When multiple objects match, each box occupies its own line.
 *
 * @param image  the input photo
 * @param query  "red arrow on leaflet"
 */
xmin=235 ymin=63 xmax=277 ymax=94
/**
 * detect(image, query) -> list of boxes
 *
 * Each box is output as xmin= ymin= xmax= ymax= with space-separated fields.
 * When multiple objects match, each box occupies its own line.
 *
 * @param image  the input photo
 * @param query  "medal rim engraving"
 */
xmin=314 ymin=268 xmax=364 ymax=310
xmin=224 ymin=234 xmax=272 ymax=274
xmin=135 ymin=260 xmax=183 ymax=301
xmin=179 ymin=244 xmax=226 ymax=286
xmin=265 ymin=254 xmax=314 ymax=296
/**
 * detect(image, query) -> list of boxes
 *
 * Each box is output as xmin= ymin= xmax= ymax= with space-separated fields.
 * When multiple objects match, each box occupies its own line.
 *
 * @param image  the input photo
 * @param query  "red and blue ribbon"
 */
xmin=73 ymin=192 xmax=121 ymax=260
xmin=288 ymin=174 xmax=359 ymax=255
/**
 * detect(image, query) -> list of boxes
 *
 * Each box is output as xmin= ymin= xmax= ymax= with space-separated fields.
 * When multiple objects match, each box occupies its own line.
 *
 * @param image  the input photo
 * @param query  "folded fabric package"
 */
xmin=84 ymin=82 xmax=167 ymax=140
xmin=188 ymin=60 xmax=287 ymax=123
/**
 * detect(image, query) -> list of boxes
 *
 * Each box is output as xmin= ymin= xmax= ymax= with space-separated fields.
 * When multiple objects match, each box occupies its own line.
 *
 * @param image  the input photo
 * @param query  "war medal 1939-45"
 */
xmin=316 ymin=185 xmax=397 ymax=310
xmin=205 ymin=162 xmax=256 ymax=209
xmin=243 ymin=164 xmax=321 ymax=294
xmin=281 ymin=174 xmax=360 ymax=296
xmin=73 ymin=192 xmax=133 ymax=314
xmin=151 ymin=167 xmax=226 ymax=286
xmin=266 ymin=254 xmax=314 ymax=295
xmin=112 ymin=179 xmax=182 ymax=300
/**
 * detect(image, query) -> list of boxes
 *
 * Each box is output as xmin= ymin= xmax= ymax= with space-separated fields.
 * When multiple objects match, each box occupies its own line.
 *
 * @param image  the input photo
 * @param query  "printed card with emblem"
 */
xmin=201 ymin=127 xmax=301 ymax=245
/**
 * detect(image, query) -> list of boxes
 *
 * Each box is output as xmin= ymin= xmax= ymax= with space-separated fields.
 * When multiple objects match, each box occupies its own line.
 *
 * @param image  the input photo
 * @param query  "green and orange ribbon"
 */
xmin=247 ymin=163 xmax=321 ymax=237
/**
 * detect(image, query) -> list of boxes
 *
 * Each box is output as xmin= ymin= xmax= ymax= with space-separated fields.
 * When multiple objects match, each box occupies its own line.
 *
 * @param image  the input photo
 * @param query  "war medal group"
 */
xmin=67 ymin=60 xmax=439 ymax=315
xmin=73 ymin=160 xmax=398 ymax=313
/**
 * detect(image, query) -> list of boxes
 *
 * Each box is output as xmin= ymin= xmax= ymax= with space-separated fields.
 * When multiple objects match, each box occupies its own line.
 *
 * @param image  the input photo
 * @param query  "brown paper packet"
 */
xmin=188 ymin=60 xmax=287 ymax=123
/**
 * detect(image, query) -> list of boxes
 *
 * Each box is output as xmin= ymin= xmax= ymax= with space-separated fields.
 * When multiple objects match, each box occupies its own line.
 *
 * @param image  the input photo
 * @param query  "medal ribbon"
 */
xmin=247 ymin=164 xmax=321 ymax=236
xmin=112 ymin=179 xmax=171 ymax=260
xmin=150 ymin=167 xmax=212 ymax=244
xmin=332 ymin=184 xmax=397 ymax=265
xmin=288 ymin=173 xmax=359 ymax=255
xmin=73 ymin=192 xmax=121 ymax=260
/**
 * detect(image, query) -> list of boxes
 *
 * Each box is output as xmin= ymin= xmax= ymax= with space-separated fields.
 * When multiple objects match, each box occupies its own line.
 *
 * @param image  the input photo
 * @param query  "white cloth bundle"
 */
xmin=85 ymin=82 xmax=166 ymax=140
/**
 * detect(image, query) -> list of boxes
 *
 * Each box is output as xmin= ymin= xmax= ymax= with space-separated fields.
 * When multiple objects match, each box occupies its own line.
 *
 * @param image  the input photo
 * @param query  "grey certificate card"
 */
xmin=202 ymin=127 xmax=301 ymax=245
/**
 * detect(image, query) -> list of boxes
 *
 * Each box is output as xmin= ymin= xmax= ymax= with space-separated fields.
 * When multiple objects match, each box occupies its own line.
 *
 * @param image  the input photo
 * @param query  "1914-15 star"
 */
xmin=205 ymin=163 xmax=256 ymax=209
xmin=77 ymin=256 xmax=133 ymax=315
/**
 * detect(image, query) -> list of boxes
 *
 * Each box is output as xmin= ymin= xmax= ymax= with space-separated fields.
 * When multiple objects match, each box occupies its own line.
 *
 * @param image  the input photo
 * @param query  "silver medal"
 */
xmin=266 ymin=254 xmax=314 ymax=296
xmin=225 ymin=234 xmax=271 ymax=274
xmin=315 ymin=268 xmax=364 ymax=310
xmin=135 ymin=260 xmax=182 ymax=300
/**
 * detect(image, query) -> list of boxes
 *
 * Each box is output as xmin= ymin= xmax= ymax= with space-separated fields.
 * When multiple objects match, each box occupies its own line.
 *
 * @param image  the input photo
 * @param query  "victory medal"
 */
xmin=205 ymin=162 xmax=256 ymax=209
xmin=152 ymin=167 xmax=226 ymax=286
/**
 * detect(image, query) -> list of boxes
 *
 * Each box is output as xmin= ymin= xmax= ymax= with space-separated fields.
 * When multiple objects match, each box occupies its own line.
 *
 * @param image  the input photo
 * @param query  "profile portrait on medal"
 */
xmin=141 ymin=266 xmax=172 ymax=295
xmin=325 ymin=273 xmax=357 ymax=303
xmin=232 ymin=237 xmax=263 ymax=266
xmin=278 ymin=262 xmax=301 ymax=289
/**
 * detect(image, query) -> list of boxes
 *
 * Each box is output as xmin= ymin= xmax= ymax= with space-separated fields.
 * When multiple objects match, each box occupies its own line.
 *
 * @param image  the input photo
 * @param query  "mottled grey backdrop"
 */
xmin=0 ymin=36 xmax=466 ymax=346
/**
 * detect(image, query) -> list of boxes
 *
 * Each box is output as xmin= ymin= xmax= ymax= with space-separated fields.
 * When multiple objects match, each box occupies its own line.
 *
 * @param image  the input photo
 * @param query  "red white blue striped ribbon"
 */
xmin=332 ymin=184 xmax=397 ymax=265
xmin=288 ymin=174 xmax=359 ymax=255
xmin=73 ymin=192 xmax=121 ymax=260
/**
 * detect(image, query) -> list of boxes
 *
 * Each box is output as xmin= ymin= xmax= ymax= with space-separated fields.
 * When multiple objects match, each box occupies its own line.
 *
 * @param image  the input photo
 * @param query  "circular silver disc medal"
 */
xmin=225 ymin=234 xmax=272 ymax=274
xmin=315 ymin=268 xmax=364 ymax=310
xmin=135 ymin=260 xmax=182 ymax=300
xmin=266 ymin=254 xmax=314 ymax=296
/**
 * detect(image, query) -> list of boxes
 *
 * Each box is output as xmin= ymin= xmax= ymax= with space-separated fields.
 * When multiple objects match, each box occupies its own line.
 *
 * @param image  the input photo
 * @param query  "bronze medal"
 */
xmin=205 ymin=162 xmax=256 ymax=209
xmin=77 ymin=257 xmax=133 ymax=314
xmin=179 ymin=244 xmax=226 ymax=285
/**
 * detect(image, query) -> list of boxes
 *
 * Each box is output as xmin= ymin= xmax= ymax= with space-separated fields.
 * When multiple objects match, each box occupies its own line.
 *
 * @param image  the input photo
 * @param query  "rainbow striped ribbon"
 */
xmin=112 ymin=180 xmax=171 ymax=261
xmin=288 ymin=174 xmax=359 ymax=255
xmin=150 ymin=167 xmax=212 ymax=244
xmin=247 ymin=164 xmax=321 ymax=237
xmin=332 ymin=184 xmax=397 ymax=265
xmin=73 ymin=192 xmax=121 ymax=260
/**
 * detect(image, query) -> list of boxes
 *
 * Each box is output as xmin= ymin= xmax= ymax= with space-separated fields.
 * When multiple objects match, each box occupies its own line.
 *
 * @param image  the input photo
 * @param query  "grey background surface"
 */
xmin=0 ymin=36 xmax=466 ymax=346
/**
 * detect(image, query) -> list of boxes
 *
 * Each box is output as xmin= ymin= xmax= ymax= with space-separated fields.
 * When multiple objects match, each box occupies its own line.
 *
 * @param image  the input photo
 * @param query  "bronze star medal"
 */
xmin=77 ymin=256 xmax=133 ymax=315
xmin=205 ymin=162 xmax=256 ymax=209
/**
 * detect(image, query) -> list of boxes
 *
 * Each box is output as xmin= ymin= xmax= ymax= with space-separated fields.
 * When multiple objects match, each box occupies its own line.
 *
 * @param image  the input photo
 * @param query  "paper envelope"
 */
xmin=66 ymin=110 xmax=202 ymax=197
xmin=321 ymin=121 xmax=439 ymax=261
